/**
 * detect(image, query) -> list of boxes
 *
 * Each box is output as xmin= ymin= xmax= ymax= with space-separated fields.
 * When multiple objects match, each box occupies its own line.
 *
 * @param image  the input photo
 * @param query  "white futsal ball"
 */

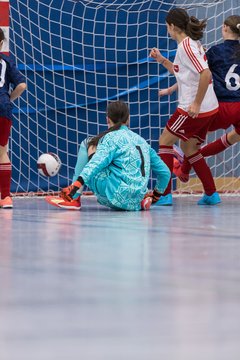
xmin=37 ymin=153 xmax=61 ymax=177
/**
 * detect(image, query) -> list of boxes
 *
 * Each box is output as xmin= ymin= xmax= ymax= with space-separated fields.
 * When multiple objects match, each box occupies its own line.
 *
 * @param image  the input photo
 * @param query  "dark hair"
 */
xmin=224 ymin=15 xmax=240 ymax=60
xmin=0 ymin=28 xmax=5 ymax=42
xmin=224 ymin=15 xmax=240 ymax=36
xmin=166 ymin=8 xmax=207 ymax=41
xmin=88 ymin=100 xmax=130 ymax=148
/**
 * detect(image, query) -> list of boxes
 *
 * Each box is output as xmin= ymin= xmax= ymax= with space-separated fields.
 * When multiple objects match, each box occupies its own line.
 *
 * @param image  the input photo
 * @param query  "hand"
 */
xmin=159 ymin=88 xmax=171 ymax=97
xmin=61 ymin=180 xmax=82 ymax=201
xmin=187 ymin=102 xmax=200 ymax=118
xmin=159 ymin=83 xmax=178 ymax=97
xmin=149 ymin=47 xmax=164 ymax=63
xmin=151 ymin=189 xmax=162 ymax=204
xmin=144 ymin=189 xmax=162 ymax=204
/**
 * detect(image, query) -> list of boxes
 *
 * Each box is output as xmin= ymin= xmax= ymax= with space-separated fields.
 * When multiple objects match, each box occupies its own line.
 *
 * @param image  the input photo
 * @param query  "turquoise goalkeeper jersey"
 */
xmin=79 ymin=125 xmax=170 ymax=210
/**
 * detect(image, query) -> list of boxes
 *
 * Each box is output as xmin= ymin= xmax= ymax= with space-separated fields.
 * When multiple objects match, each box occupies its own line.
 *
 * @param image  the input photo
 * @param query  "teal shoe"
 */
xmin=154 ymin=193 xmax=173 ymax=206
xmin=197 ymin=192 xmax=221 ymax=205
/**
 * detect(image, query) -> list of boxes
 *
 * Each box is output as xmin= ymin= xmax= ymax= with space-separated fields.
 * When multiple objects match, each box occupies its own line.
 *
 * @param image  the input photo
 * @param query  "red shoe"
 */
xmin=45 ymin=195 xmax=81 ymax=210
xmin=0 ymin=196 xmax=13 ymax=209
xmin=173 ymin=158 xmax=189 ymax=183
xmin=141 ymin=196 xmax=152 ymax=210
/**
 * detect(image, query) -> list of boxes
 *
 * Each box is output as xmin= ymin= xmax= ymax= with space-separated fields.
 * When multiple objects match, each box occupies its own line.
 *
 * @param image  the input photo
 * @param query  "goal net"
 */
xmin=9 ymin=0 xmax=239 ymax=196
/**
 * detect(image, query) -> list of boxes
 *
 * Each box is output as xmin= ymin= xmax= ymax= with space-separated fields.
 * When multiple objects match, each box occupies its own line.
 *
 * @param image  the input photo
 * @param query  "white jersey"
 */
xmin=174 ymin=37 xmax=218 ymax=116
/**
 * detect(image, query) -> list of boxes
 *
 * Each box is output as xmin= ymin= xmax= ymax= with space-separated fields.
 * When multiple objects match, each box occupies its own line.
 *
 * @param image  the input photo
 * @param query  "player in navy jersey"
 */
xmin=0 ymin=28 xmax=26 ymax=208
xmin=150 ymin=8 xmax=220 ymax=206
xmin=172 ymin=15 xmax=240 ymax=182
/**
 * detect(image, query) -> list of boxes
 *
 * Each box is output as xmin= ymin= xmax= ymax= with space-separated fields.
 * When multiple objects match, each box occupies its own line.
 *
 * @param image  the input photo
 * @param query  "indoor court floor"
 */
xmin=0 ymin=195 xmax=240 ymax=360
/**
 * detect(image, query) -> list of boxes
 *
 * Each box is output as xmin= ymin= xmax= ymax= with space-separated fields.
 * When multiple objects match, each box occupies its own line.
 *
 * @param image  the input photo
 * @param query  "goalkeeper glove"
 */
xmin=143 ymin=189 xmax=161 ymax=204
xmin=151 ymin=189 xmax=162 ymax=204
xmin=61 ymin=177 xmax=84 ymax=202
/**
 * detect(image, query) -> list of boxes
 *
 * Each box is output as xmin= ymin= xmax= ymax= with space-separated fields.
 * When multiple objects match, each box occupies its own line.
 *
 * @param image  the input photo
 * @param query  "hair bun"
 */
xmin=190 ymin=16 xmax=198 ymax=23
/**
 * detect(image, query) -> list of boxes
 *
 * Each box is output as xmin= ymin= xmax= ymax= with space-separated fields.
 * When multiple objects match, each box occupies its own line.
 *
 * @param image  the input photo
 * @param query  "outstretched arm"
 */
xmin=61 ymin=135 xmax=116 ymax=200
xmin=10 ymin=82 xmax=26 ymax=101
xmin=149 ymin=47 xmax=174 ymax=74
xmin=159 ymin=83 xmax=178 ymax=97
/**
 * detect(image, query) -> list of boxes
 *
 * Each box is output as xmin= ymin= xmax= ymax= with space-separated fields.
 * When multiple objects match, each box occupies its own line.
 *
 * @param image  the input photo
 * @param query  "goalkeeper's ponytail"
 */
xmin=88 ymin=100 xmax=130 ymax=148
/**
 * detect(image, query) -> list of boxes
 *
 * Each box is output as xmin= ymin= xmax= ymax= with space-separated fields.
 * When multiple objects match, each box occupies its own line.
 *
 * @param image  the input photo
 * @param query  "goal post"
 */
xmin=9 ymin=0 xmax=240 ymax=195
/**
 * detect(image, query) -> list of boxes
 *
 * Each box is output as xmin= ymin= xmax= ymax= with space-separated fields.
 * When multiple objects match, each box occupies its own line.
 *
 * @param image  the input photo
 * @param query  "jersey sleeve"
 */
xmin=149 ymin=147 xmax=171 ymax=194
xmin=181 ymin=38 xmax=208 ymax=73
xmin=79 ymin=133 xmax=117 ymax=183
xmin=206 ymin=47 xmax=213 ymax=71
xmin=7 ymin=58 xmax=26 ymax=88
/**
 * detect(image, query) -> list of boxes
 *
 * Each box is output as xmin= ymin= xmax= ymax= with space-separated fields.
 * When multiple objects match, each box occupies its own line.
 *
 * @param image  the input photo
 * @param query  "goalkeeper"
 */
xmin=45 ymin=100 xmax=170 ymax=211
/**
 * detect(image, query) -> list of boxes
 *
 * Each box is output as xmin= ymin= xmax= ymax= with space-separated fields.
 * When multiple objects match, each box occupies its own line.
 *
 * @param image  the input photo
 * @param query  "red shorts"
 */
xmin=209 ymin=102 xmax=240 ymax=135
xmin=166 ymin=108 xmax=218 ymax=144
xmin=0 ymin=116 xmax=12 ymax=146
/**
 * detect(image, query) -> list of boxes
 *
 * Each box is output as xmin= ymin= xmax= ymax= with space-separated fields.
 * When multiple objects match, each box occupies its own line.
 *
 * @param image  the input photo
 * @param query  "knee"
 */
xmin=0 ymin=146 xmax=9 ymax=163
xmin=159 ymin=129 xmax=176 ymax=146
xmin=0 ymin=145 xmax=7 ymax=157
xmin=183 ymin=142 xmax=199 ymax=157
xmin=227 ymin=131 xmax=240 ymax=145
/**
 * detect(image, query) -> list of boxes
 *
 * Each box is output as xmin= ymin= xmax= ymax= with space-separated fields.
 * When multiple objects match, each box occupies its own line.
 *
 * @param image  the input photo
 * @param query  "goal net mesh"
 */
xmin=9 ymin=0 xmax=239 ymax=196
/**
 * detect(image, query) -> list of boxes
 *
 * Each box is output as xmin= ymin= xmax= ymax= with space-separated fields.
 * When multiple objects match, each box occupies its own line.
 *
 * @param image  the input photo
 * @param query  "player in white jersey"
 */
xmin=149 ymin=8 xmax=220 ymax=206
xmin=173 ymin=36 xmax=218 ymax=116
xmin=168 ymin=15 xmax=240 ymax=184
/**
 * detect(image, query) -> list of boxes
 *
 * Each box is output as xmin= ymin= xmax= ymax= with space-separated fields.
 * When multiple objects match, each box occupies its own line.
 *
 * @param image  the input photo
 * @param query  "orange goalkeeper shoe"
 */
xmin=45 ymin=195 xmax=81 ymax=210
xmin=0 ymin=196 xmax=13 ymax=209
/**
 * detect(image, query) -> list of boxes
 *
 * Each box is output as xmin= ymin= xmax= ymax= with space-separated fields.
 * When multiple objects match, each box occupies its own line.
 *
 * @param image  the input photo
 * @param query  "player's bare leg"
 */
xmin=0 ymin=145 xmax=13 ymax=209
xmin=157 ymin=128 xmax=179 ymax=205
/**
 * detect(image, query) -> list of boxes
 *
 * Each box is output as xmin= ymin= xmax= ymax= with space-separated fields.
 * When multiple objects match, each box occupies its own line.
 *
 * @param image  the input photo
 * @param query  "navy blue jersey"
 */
xmin=0 ymin=53 xmax=25 ymax=120
xmin=206 ymin=40 xmax=240 ymax=102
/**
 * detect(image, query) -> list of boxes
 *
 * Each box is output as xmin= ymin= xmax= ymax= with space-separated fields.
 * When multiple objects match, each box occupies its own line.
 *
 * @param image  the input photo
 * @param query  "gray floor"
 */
xmin=0 ymin=195 xmax=240 ymax=360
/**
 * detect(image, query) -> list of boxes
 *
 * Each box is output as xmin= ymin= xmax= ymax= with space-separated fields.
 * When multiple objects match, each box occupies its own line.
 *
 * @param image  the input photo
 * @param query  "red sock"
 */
xmin=187 ymin=152 xmax=216 ymax=195
xmin=180 ymin=133 xmax=231 ymax=175
xmin=158 ymin=145 xmax=174 ymax=195
xmin=201 ymin=134 xmax=231 ymax=157
xmin=0 ymin=163 xmax=12 ymax=199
